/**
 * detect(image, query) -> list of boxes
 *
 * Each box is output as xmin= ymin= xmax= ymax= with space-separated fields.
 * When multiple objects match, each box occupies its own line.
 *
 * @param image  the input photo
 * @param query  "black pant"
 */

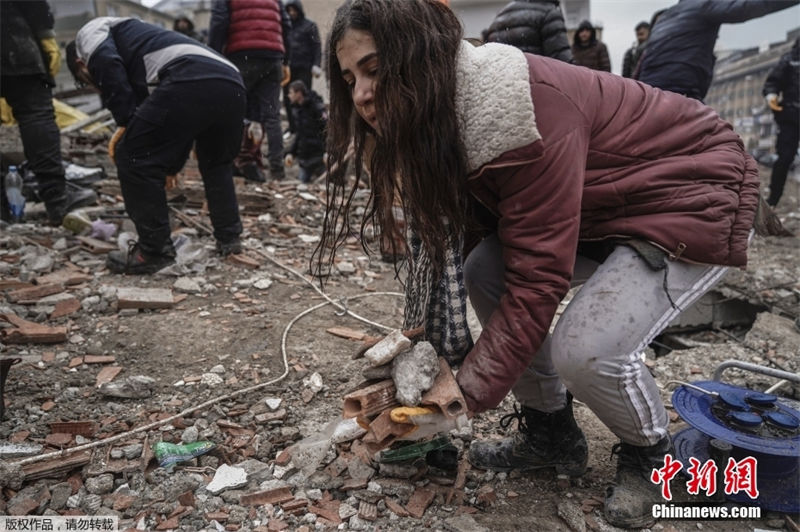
xmin=114 ymin=78 xmax=245 ymax=255
xmin=0 ymin=74 xmax=64 ymax=199
xmin=282 ymin=66 xmax=312 ymax=133
xmin=234 ymin=57 xmax=284 ymax=170
xmin=768 ymin=109 xmax=800 ymax=206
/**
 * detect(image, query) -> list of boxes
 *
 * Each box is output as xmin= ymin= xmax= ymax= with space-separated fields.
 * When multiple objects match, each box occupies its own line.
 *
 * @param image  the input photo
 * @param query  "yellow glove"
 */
xmin=390 ymin=406 xmax=437 ymax=424
xmin=39 ymin=37 xmax=61 ymax=77
xmin=766 ymin=93 xmax=783 ymax=112
xmin=281 ymin=65 xmax=291 ymax=87
xmin=108 ymin=127 xmax=126 ymax=161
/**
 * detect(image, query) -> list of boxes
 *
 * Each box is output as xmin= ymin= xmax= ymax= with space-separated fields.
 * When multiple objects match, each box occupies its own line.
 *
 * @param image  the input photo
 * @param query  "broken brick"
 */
xmin=112 ymin=494 xmax=137 ymax=511
xmin=0 ymin=314 xmax=67 ymax=344
xmin=178 ymin=491 xmax=195 ymax=508
xmin=358 ymin=500 xmax=377 ymax=522
xmin=420 ymin=358 xmax=468 ymax=418
xmin=342 ymin=379 xmax=399 ymax=418
xmin=240 ymin=487 xmax=293 ymax=506
xmin=205 ymin=511 xmax=229 ymax=521
xmin=475 ymin=485 xmax=497 ymax=506
xmin=84 ymin=355 xmax=116 ymax=364
xmin=68 ymin=357 xmax=83 ymax=368
xmin=156 ymin=517 xmax=179 ymax=530
xmin=116 ymin=287 xmax=174 ymax=310
xmin=281 ymin=498 xmax=308 ymax=515
xmin=7 ymin=497 xmax=38 ymax=515
xmin=7 ymin=283 xmax=64 ymax=303
xmin=384 ymin=498 xmax=409 ymax=517
xmin=308 ymin=505 xmax=341 ymax=525
xmin=50 ymin=297 xmax=81 ymax=319
xmin=45 ymin=433 xmax=72 ymax=447
xmin=41 ymin=400 xmax=55 ymax=411
xmin=266 ymin=518 xmax=288 ymax=531
xmin=405 ymin=487 xmax=435 ymax=519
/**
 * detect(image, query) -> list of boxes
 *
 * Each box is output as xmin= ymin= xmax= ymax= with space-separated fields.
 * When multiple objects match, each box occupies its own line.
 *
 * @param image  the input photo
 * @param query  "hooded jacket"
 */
xmin=570 ymin=20 xmax=610 ymax=72
xmin=288 ymin=89 xmax=326 ymax=159
xmin=486 ymin=0 xmax=572 ymax=63
xmin=450 ymin=42 xmax=759 ymax=413
xmin=285 ymin=0 xmax=321 ymax=71
xmin=0 ymin=1 xmax=55 ymax=80
xmin=763 ymin=38 xmax=800 ymax=114
xmin=637 ymin=0 xmax=799 ymax=100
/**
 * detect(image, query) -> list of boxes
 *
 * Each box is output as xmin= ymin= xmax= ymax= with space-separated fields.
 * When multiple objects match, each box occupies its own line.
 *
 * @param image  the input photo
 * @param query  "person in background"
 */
xmin=763 ymin=37 xmax=799 ymax=207
xmin=318 ymin=1 xmax=775 ymax=528
xmin=67 ymin=17 xmax=245 ymax=274
xmin=283 ymin=0 xmax=322 ymax=136
xmin=637 ymin=0 xmax=799 ymax=101
xmin=208 ymin=0 xmax=292 ymax=182
xmin=173 ymin=15 xmax=200 ymax=41
xmin=285 ymin=80 xmax=326 ymax=183
xmin=485 ymin=0 xmax=572 ymax=63
xmin=0 ymin=0 xmax=96 ymax=224
xmin=571 ymin=19 xmax=610 ymax=71
xmin=621 ymin=20 xmax=649 ymax=78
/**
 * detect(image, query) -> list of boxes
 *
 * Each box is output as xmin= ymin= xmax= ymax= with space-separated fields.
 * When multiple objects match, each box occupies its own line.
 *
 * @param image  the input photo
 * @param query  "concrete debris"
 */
xmin=364 ymin=329 xmax=412 ymax=367
xmin=205 ymin=464 xmax=248 ymax=494
xmin=392 ymin=341 xmax=439 ymax=406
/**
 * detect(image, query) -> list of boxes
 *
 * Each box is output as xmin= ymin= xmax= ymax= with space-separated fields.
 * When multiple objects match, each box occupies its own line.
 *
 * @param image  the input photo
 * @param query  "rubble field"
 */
xmin=1 ymin=124 xmax=799 ymax=532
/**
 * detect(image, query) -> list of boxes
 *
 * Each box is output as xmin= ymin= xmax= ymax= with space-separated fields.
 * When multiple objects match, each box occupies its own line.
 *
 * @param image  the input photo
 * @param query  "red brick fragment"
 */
xmin=385 ymin=498 xmax=409 ymax=517
xmin=45 ymin=433 xmax=72 ymax=447
xmin=309 ymin=505 xmax=342 ymax=525
xmin=156 ymin=517 xmax=179 ymax=530
xmin=267 ymin=519 xmax=288 ymax=531
xmin=8 ymin=497 xmax=38 ymax=515
xmin=358 ymin=500 xmax=377 ymax=521
xmin=240 ymin=487 xmax=293 ymax=506
xmin=405 ymin=488 xmax=435 ymax=519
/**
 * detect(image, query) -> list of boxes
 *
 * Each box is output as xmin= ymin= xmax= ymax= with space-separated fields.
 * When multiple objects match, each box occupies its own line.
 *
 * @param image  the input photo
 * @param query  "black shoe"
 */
xmin=269 ymin=165 xmax=285 ymax=181
xmin=468 ymin=393 xmax=588 ymax=477
xmin=44 ymin=185 xmax=97 ymax=225
xmin=604 ymin=436 xmax=673 ymax=529
xmin=241 ymin=163 xmax=266 ymax=183
xmin=216 ymin=238 xmax=242 ymax=257
xmin=107 ymin=240 xmax=176 ymax=275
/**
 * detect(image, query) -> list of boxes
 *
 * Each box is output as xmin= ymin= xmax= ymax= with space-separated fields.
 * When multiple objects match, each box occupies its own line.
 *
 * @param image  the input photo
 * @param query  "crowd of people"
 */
xmin=1 ymin=0 xmax=798 ymax=529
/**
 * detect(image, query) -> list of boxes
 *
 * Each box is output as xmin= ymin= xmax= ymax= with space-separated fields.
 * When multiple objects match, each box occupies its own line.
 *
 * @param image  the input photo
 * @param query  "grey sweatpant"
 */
xmin=464 ymin=235 xmax=729 ymax=446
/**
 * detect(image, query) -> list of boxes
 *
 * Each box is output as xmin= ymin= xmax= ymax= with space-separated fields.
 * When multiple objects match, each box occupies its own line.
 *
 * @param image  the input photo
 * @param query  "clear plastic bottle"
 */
xmin=4 ymin=165 xmax=25 ymax=223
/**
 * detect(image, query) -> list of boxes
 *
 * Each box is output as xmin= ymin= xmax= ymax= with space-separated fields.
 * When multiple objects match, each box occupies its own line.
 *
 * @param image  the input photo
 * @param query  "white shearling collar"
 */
xmin=455 ymin=41 xmax=541 ymax=173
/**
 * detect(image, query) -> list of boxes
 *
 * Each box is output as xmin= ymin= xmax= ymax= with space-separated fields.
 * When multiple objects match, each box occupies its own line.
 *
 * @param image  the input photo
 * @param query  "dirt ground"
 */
xmin=1 ymin=123 xmax=799 ymax=532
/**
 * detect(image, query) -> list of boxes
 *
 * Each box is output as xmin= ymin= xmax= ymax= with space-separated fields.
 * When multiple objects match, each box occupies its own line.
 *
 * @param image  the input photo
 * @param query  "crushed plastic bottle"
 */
xmin=4 ymin=166 xmax=25 ymax=222
xmin=153 ymin=441 xmax=216 ymax=470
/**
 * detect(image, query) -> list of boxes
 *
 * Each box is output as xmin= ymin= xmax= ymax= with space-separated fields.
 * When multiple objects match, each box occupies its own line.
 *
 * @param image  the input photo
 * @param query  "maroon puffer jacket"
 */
xmin=456 ymin=53 xmax=759 ymax=413
xmin=226 ymin=0 xmax=284 ymax=55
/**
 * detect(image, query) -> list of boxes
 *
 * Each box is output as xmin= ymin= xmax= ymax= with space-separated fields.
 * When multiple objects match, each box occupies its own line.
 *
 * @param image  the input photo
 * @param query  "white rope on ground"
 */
xmin=254 ymin=248 xmax=395 ymax=332
xmin=13 ymin=291 xmax=403 ymax=467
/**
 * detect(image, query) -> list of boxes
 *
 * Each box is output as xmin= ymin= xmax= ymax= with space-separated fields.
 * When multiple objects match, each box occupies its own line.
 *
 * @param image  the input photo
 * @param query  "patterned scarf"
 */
xmin=402 ymin=221 xmax=473 ymax=365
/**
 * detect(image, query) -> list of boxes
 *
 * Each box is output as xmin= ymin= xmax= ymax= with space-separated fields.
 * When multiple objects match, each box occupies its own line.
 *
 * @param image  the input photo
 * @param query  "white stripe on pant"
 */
xmin=463 ymin=235 xmax=729 ymax=446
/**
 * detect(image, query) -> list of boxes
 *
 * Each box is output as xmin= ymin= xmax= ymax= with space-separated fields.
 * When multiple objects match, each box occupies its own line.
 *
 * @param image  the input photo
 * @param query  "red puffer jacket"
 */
xmin=455 ymin=52 xmax=759 ymax=413
xmin=226 ymin=0 xmax=284 ymax=55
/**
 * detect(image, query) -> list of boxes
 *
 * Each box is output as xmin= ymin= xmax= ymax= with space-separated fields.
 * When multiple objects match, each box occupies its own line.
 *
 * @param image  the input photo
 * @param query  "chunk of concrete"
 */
xmin=392 ymin=341 xmax=439 ymax=406
xmin=364 ymin=329 xmax=412 ymax=367
xmin=206 ymin=464 xmax=248 ymax=494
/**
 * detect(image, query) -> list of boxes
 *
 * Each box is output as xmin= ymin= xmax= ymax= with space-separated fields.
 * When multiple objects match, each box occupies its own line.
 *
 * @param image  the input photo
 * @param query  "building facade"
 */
xmin=705 ymin=28 xmax=800 ymax=156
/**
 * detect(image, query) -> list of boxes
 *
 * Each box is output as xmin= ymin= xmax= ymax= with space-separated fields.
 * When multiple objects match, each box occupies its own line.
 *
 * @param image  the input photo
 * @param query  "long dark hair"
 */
xmin=314 ymin=0 xmax=469 ymax=277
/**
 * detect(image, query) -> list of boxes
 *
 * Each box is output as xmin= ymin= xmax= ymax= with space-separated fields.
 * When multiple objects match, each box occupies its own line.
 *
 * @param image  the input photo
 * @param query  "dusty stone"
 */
xmin=122 ymin=443 xmax=143 ymax=459
xmin=181 ymin=426 xmax=199 ymax=443
xmin=330 ymin=418 xmax=367 ymax=444
xmin=557 ymin=500 xmax=587 ymax=532
xmin=392 ymin=341 xmax=440 ymax=406
xmin=206 ymin=464 xmax=248 ymax=494
xmin=85 ymin=474 xmax=114 ymax=495
xmin=444 ymin=514 xmax=490 ymax=532
xmin=362 ymin=363 xmax=393 ymax=380
xmin=49 ymin=482 xmax=73 ymax=510
xmin=174 ymin=277 xmax=202 ymax=293
xmin=364 ymin=329 xmax=412 ymax=367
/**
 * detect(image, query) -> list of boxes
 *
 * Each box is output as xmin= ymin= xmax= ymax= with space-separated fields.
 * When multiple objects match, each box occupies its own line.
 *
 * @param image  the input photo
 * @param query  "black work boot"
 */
xmin=107 ymin=241 xmax=176 ymax=275
xmin=604 ymin=435 xmax=674 ymax=529
xmin=468 ymin=393 xmax=588 ymax=477
xmin=216 ymin=238 xmax=242 ymax=257
xmin=43 ymin=185 xmax=97 ymax=225
xmin=241 ymin=163 xmax=266 ymax=183
xmin=269 ymin=164 xmax=285 ymax=181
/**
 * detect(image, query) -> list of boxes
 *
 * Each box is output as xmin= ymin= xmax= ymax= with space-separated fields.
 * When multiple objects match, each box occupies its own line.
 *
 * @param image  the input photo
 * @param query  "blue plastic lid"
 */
xmin=747 ymin=392 xmax=778 ymax=406
xmin=719 ymin=390 xmax=750 ymax=410
xmin=764 ymin=411 xmax=800 ymax=430
xmin=729 ymin=411 xmax=763 ymax=427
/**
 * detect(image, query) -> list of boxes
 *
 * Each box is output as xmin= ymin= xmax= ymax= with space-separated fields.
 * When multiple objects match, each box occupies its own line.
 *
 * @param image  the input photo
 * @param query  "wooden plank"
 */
xmin=116 ymin=287 xmax=174 ymax=310
xmin=21 ymin=451 xmax=92 ymax=481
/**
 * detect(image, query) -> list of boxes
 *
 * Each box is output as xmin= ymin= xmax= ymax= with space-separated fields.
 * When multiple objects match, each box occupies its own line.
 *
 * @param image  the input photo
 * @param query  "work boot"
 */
xmin=604 ymin=435 xmax=674 ymax=529
xmin=43 ymin=185 xmax=97 ymax=225
xmin=241 ymin=163 xmax=266 ymax=183
xmin=269 ymin=164 xmax=285 ymax=181
xmin=216 ymin=238 xmax=242 ymax=257
xmin=107 ymin=240 xmax=176 ymax=275
xmin=468 ymin=393 xmax=588 ymax=477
